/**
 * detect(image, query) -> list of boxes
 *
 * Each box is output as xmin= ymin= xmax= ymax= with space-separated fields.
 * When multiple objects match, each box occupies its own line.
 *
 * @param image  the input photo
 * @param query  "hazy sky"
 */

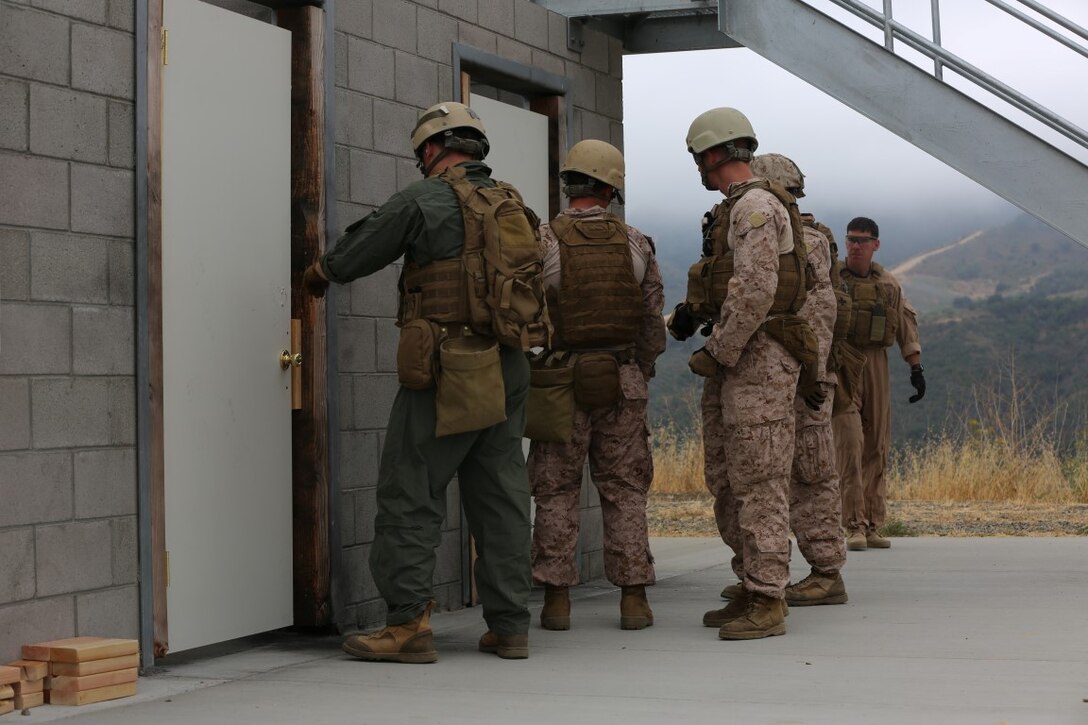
xmin=620 ymin=0 xmax=1088 ymax=263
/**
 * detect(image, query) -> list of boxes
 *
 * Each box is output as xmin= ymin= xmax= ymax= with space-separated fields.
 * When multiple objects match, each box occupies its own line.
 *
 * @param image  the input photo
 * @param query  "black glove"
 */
xmin=303 ymin=261 xmax=329 ymax=298
xmin=796 ymin=363 xmax=826 ymax=411
xmin=688 ymin=348 xmax=720 ymax=377
xmin=909 ymin=363 xmax=926 ymax=403
xmin=667 ymin=303 xmax=698 ymax=341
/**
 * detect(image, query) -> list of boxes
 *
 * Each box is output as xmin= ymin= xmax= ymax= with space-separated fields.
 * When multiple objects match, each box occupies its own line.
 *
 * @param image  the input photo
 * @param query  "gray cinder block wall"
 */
xmin=0 ymin=0 xmax=138 ymax=663
xmin=333 ymin=0 xmax=621 ymax=631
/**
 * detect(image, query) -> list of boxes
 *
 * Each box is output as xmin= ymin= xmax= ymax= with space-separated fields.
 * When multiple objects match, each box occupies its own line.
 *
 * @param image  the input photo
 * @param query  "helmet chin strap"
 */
xmin=695 ymin=141 xmax=755 ymax=190
xmin=417 ymin=133 xmax=489 ymax=177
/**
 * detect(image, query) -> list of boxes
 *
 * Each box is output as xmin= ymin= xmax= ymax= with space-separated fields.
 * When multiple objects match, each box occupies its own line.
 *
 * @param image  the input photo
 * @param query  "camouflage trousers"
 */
xmin=702 ymin=332 xmax=799 ymax=599
xmin=529 ymin=397 xmax=655 ymax=587
xmin=790 ymin=384 xmax=846 ymax=575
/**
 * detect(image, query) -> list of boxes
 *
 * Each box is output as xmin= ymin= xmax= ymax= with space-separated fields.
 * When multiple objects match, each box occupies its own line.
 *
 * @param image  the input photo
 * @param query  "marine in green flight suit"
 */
xmin=303 ymin=102 xmax=531 ymax=662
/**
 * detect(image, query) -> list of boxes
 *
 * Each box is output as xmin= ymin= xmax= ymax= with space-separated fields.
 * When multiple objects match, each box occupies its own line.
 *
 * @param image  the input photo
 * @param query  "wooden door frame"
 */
xmin=137 ymin=0 xmax=332 ymax=664
xmin=452 ymin=44 xmax=571 ymax=606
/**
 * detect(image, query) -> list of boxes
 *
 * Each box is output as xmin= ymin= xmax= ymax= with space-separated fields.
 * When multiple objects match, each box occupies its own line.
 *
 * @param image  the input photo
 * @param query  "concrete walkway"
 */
xmin=22 ymin=537 xmax=1088 ymax=725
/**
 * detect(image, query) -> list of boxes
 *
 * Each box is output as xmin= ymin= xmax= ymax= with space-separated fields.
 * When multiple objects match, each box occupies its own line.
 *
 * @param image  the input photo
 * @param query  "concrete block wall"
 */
xmin=333 ymin=0 xmax=621 ymax=631
xmin=0 ymin=0 xmax=137 ymax=662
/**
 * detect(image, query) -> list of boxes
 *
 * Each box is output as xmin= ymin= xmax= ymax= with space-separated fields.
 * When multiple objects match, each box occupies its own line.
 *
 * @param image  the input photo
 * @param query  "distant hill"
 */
xmin=647 ymin=212 xmax=1088 ymax=449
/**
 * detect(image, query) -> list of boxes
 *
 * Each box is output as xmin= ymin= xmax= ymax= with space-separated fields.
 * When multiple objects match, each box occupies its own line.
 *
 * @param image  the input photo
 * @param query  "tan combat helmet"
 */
xmin=410 ymin=101 xmax=489 ymax=175
xmin=750 ymin=153 xmax=806 ymax=198
xmin=685 ymin=107 xmax=758 ymax=190
xmin=560 ymin=139 xmax=625 ymax=203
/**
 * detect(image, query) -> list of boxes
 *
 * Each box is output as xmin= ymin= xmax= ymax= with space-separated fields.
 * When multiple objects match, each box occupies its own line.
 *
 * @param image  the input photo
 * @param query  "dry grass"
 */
xmin=648 ymin=360 xmax=1088 ymax=536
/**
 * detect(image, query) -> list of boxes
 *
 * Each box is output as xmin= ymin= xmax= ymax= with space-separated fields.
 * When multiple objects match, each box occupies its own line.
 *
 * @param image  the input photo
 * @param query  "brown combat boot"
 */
xmin=785 ymin=569 xmax=848 ymax=606
xmin=846 ymin=529 xmax=868 ymax=551
xmin=720 ymin=581 xmax=743 ymax=599
xmin=540 ymin=585 xmax=571 ymax=631
xmin=705 ymin=589 xmax=788 ymax=626
xmin=341 ymin=601 xmax=437 ymax=663
xmin=478 ymin=630 xmax=529 ymax=659
xmin=717 ymin=592 xmax=787 ymax=640
xmin=866 ymin=530 xmax=891 ymax=548
xmin=703 ymin=588 xmax=750 ymax=627
xmin=620 ymin=585 xmax=654 ymax=630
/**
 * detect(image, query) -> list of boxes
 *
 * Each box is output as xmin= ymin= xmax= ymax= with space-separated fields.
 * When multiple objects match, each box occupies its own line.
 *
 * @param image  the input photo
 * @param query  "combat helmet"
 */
xmin=411 ymin=101 xmax=489 ymax=175
xmin=560 ymin=139 xmax=625 ymax=203
xmin=686 ymin=107 xmax=757 ymax=190
xmin=750 ymin=153 xmax=806 ymax=198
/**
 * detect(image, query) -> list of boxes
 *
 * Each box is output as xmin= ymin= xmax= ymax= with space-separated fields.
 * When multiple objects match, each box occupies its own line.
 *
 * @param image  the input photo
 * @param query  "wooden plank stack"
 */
xmin=0 ymin=664 xmax=21 ymax=716
xmin=20 ymin=637 xmax=139 ymax=707
xmin=2 ymin=659 xmax=49 ymax=712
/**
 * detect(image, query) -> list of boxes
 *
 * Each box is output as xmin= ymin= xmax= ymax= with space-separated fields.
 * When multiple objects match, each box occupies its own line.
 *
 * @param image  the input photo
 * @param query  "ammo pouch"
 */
xmin=685 ymin=255 xmax=732 ymax=319
xmin=573 ymin=352 xmax=621 ymax=409
xmin=761 ymin=315 xmax=818 ymax=369
xmin=435 ymin=336 xmax=506 ymax=437
xmin=396 ymin=319 xmax=439 ymax=390
xmin=525 ymin=359 xmax=575 ymax=443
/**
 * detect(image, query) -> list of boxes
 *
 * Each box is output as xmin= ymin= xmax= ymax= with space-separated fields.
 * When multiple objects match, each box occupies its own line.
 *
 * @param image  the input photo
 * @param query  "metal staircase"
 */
xmin=533 ymin=0 xmax=1088 ymax=249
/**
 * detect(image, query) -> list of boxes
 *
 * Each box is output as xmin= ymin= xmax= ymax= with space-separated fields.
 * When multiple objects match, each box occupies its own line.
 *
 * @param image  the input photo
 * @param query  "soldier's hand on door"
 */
xmin=303 ymin=261 xmax=329 ymax=298
xmin=908 ymin=363 xmax=926 ymax=403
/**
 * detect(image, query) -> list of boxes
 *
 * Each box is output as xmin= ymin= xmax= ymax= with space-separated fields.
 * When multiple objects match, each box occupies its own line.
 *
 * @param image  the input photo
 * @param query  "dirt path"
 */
xmin=647 ymin=493 xmax=1088 ymax=537
xmin=889 ymin=229 xmax=983 ymax=277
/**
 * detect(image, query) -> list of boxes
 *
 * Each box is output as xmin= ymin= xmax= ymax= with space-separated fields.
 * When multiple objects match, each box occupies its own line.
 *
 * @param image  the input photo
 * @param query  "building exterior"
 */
xmin=0 ymin=0 xmax=623 ymax=664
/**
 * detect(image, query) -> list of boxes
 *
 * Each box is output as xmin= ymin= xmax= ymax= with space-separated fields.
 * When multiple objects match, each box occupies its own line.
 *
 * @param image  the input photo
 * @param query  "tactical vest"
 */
xmin=685 ymin=179 xmax=809 ymax=320
xmin=396 ymin=166 xmax=551 ymax=350
xmin=548 ymin=214 xmax=642 ymax=350
xmin=842 ymin=262 xmax=898 ymax=348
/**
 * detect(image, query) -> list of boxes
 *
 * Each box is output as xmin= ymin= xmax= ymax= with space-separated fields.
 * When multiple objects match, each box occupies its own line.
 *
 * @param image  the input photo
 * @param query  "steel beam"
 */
xmin=721 ymin=0 xmax=1088 ymax=249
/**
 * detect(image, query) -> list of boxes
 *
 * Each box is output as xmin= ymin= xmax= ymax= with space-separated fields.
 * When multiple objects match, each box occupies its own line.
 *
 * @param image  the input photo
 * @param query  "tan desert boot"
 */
xmin=703 ymin=589 xmax=751 ymax=627
xmin=717 ymin=592 xmax=787 ymax=640
xmin=720 ymin=581 xmax=743 ymax=599
xmin=540 ymin=585 xmax=571 ymax=630
xmin=706 ymin=589 xmax=789 ymax=626
xmin=620 ymin=585 xmax=654 ymax=630
xmin=847 ymin=530 xmax=868 ymax=551
xmin=478 ymin=630 xmax=529 ymax=659
xmin=866 ymin=530 xmax=891 ymax=548
xmin=785 ymin=569 xmax=848 ymax=606
xmin=341 ymin=601 xmax=437 ymax=663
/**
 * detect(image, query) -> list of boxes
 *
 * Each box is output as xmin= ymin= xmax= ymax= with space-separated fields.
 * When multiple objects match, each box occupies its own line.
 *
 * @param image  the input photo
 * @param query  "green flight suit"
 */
xmin=321 ymin=161 xmax=531 ymax=635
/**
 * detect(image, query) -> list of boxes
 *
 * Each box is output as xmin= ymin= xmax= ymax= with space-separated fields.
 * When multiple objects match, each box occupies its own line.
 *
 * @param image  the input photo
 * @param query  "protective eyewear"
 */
xmin=845 ymin=235 xmax=877 ymax=246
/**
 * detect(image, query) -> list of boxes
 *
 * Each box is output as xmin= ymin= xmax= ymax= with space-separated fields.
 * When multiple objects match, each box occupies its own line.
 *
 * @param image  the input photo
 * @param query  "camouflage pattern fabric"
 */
xmin=790 ymin=220 xmax=845 ymax=573
xmin=530 ymin=395 xmax=656 ymax=586
xmin=701 ymin=186 xmax=800 ymax=599
xmin=530 ymin=207 xmax=665 ymax=587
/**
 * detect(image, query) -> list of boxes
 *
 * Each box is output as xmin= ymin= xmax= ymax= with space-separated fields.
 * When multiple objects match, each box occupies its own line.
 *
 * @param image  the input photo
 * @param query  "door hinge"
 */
xmin=165 ymin=550 xmax=170 ymax=586
xmin=161 ymin=27 xmax=169 ymax=65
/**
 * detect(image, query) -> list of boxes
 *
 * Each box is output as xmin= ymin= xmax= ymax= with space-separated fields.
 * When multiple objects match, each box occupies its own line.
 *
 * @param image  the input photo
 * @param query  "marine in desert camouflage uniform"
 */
xmin=528 ymin=140 xmax=666 ymax=631
xmin=669 ymin=109 xmax=804 ymax=640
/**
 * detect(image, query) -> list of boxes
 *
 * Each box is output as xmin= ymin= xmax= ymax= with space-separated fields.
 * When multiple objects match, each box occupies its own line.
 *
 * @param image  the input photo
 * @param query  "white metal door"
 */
xmin=469 ymin=94 xmax=550 ymax=220
xmin=161 ymin=0 xmax=293 ymax=652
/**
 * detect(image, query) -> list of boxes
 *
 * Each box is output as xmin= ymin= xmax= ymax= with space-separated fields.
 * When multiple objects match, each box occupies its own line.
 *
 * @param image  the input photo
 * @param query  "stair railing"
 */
xmin=812 ymin=0 xmax=1088 ymax=149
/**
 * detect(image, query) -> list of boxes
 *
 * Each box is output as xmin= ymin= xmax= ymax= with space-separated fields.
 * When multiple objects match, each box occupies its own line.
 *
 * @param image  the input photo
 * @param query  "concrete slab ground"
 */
xmin=21 ymin=537 xmax=1088 ymax=724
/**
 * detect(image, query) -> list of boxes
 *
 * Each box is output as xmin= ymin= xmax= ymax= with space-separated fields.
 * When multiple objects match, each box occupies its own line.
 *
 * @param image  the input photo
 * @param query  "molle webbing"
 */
xmin=440 ymin=165 xmax=551 ymax=350
xmin=844 ymin=264 xmax=898 ymax=348
xmin=398 ymin=258 xmax=467 ymax=326
xmin=550 ymin=214 xmax=642 ymax=349
xmin=686 ymin=179 xmax=808 ymax=319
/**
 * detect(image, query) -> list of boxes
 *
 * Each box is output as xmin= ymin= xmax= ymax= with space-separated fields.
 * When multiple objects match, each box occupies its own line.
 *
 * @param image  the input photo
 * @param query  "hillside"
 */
xmin=647 ymin=213 xmax=1088 ymax=449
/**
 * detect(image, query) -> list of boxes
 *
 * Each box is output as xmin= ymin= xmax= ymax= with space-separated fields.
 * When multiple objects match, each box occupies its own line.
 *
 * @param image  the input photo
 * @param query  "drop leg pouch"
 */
xmin=526 ymin=363 xmax=575 ymax=443
xmin=435 ymin=336 xmax=507 ymax=437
